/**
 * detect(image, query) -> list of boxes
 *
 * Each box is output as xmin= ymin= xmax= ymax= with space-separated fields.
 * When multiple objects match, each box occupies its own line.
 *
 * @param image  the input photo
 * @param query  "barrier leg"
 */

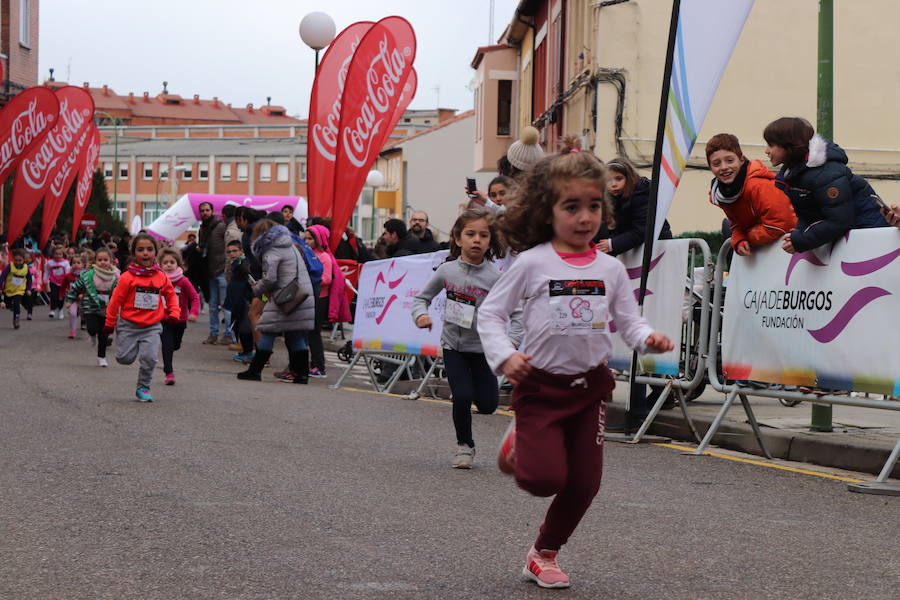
xmin=676 ymin=387 xmax=702 ymax=443
xmin=693 ymin=387 xmax=739 ymax=455
xmin=384 ymin=355 xmax=415 ymax=395
xmin=330 ymin=351 xmax=363 ymax=390
xmin=738 ymin=392 xmax=772 ymax=459
xmin=629 ymin=381 xmax=674 ymax=443
xmin=411 ymin=356 xmax=442 ymax=399
xmin=847 ymin=439 xmax=900 ymax=496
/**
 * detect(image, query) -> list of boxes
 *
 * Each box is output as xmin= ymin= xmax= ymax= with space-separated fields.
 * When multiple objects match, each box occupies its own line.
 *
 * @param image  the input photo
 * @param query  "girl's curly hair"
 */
xmin=501 ymin=135 xmax=612 ymax=253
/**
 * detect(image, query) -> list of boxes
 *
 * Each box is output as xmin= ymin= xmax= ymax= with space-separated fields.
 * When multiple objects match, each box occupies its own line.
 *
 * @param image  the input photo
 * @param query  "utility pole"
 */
xmin=811 ymin=0 xmax=834 ymax=432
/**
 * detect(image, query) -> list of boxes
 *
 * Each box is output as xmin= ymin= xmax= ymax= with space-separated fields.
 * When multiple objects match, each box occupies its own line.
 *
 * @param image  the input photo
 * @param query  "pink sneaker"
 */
xmin=523 ymin=547 xmax=570 ymax=589
xmin=497 ymin=418 xmax=516 ymax=475
xmin=164 ymin=372 xmax=175 ymax=386
xmin=67 ymin=331 xmax=76 ymax=339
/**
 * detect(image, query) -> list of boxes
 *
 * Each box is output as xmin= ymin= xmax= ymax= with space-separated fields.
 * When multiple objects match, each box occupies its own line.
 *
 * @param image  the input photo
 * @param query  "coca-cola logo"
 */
xmin=49 ymin=127 xmax=90 ymax=197
xmin=311 ymin=35 xmax=364 ymax=163
xmin=0 ymin=99 xmax=54 ymax=174
xmin=75 ymin=140 xmax=100 ymax=209
xmin=21 ymin=99 xmax=88 ymax=190
xmin=339 ymin=36 xmax=409 ymax=168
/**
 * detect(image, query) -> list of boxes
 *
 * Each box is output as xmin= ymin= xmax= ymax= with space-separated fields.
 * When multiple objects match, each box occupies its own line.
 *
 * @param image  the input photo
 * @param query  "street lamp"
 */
xmin=299 ymin=11 xmax=336 ymax=71
xmin=95 ymin=110 xmax=121 ymax=213
xmin=154 ymin=164 xmax=189 ymax=224
xmin=365 ymin=169 xmax=385 ymax=242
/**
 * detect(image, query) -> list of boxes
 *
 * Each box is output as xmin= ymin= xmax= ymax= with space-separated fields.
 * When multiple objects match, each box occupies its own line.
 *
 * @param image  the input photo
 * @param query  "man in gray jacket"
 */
xmin=198 ymin=202 xmax=230 ymax=344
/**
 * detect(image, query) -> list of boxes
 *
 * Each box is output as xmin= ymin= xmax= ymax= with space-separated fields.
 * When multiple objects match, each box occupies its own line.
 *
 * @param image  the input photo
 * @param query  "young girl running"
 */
xmin=65 ymin=248 xmax=119 ymax=361
xmin=44 ymin=246 xmax=69 ymax=319
xmin=412 ymin=208 xmax=518 ymax=469
xmin=158 ymin=248 xmax=200 ymax=385
xmin=0 ymin=249 xmax=32 ymax=329
xmin=104 ymin=234 xmax=180 ymax=402
xmin=60 ymin=255 xmax=85 ymax=339
xmin=477 ymin=138 xmax=673 ymax=589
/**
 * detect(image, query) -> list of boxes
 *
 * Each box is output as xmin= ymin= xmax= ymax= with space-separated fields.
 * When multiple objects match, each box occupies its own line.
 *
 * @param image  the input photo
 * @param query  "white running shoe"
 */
xmin=452 ymin=445 xmax=475 ymax=469
xmin=57 ymin=310 xmax=65 ymax=320
xmin=97 ymin=357 xmax=108 ymax=367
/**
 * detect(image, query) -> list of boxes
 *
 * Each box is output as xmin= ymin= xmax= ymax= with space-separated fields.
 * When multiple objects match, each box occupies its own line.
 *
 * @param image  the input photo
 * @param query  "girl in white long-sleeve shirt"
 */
xmin=477 ymin=137 xmax=673 ymax=590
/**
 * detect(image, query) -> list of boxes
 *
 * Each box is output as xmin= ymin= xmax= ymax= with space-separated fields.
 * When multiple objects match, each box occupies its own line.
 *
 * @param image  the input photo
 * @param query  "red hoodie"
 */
xmin=105 ymin=267 xmax=180 ymax=328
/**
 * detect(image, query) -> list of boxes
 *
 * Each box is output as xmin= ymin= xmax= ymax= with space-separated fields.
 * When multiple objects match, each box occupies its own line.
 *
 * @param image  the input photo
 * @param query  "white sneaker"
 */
xmin=57 ymin=310 xmax=65 ymax=320
xmin=97 ymin=357 xmax=108 ymax=367
xmin=452 ymin=445 xmax=475 ymax=469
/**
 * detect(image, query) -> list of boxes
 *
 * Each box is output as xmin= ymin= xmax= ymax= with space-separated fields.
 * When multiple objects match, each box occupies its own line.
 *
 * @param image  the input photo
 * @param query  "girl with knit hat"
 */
xmin=65 ymin=247 xmax=119 ymax=365
xmin=158 ymin=248 xmax=200 ymax=385
xmin=505 ymin=126 xmax=545 ymax=177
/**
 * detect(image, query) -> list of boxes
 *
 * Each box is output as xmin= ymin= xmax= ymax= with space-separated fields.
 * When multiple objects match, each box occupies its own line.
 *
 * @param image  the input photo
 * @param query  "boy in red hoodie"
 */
xmin=706 ymin=133 xmax=797 ymax=256
xmin=104 ymin=234 xmax=180 ymax=402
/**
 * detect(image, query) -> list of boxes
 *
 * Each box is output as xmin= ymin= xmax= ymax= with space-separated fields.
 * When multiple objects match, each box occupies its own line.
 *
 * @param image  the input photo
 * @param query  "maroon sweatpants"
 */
xmin=512 ymin=364 xmax=614 ymax=551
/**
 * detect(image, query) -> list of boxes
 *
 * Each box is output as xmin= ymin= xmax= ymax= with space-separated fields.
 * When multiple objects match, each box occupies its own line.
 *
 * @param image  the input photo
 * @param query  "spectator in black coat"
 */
xmin=763 ymin=117 xmax=888 ymax=254
xmin=281 ymin=204 xmax=304 ymax=235
xmin=595 ymin=157 xmax=672 ymax=256
xmin=383 ymin=219 xmax=423 ymax=257
xmin=408 ymin=211 xmax=441 ymax=253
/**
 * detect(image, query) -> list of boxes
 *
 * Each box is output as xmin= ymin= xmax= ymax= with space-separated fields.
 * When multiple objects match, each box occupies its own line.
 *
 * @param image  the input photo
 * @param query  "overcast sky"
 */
xmin=39 ymin=0 xmax=521 ymax=118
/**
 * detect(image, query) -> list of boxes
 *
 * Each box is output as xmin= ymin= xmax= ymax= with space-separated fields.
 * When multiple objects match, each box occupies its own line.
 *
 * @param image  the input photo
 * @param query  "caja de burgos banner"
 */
xmin=608 ymin=239 xmax=690 ymax=376
xmin=722 ymin=228 xmax=900 ymax=395
xmin=146 ymin=194 xmax=307 ymax=241
xmin=353 ymin=251 xmax=449 ymax=356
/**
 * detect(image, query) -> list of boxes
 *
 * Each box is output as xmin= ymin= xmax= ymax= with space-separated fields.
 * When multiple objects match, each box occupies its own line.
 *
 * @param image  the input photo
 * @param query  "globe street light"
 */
xmin=365 ymin=170 xmax=385 ymax=242
xmin=299 ymin=11 xmax=336 ymax=71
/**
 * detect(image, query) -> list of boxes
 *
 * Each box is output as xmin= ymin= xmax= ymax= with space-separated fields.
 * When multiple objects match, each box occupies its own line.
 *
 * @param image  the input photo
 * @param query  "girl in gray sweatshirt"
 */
xmin=411 ymin=209 xmax=520 ymax=469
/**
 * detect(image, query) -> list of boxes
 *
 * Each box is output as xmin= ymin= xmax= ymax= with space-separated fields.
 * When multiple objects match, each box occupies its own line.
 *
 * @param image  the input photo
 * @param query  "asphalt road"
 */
xmin=1 ymin=312 xmax=898 ymax=599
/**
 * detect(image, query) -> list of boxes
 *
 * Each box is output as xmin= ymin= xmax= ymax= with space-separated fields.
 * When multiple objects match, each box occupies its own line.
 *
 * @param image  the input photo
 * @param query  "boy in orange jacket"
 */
xmin=104 ymin=234 xmax=180 ymax=402
xmin=706 ymin=133 xmax=797 ymax=256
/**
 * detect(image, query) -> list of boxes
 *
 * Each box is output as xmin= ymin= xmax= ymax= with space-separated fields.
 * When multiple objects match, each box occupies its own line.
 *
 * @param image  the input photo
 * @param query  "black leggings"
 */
xmin=160 ymin=321 xmax=187 ymax=374
xmin=49 ymin=283 xmax=63 ymax=311
xmin=83 ymin=313 xmax=110 ymax=358
xmin=3 ymin=295 xmax=22 ymax=318
xmin=307 ymin=294 xmax=327 ymax=371
xmin=442 ymin=349 xmax=499 ymax=448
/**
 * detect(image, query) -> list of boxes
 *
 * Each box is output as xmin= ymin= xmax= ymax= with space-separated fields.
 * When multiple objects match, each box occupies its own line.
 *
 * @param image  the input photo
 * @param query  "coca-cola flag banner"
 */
xmin=7 ymin=86 xmax=94 ymax=245
xmin=0 ymin=87 xmax=59 ymax=186
xmin=71 ymin=125 xmax=101 ymax=240
xmin=331 ymin=16 xmax=417 ymax=251
xmin=38 ymin=87 xmax=96 ymax=246
xmin=308 ymin=21 xmax=375 ymax=218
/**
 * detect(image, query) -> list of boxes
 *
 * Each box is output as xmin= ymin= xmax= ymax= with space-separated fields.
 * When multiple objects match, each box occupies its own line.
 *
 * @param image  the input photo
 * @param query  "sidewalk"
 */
xmin=324 ymin=332 xmax=900 ymax=479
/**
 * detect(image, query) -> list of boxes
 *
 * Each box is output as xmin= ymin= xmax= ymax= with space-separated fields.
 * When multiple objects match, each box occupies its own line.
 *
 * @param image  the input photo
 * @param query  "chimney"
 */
xmin=246 ymin=103 xmax=254 ymax=112
xmin=212 ymin=96 xmax=219 ymax=108
xmin=193 ymin=94 xmax=200 ymax=105
xmin=128 ymin=92 xmax=135 ymax=104
xmin=143 ymin=91 xmax=150 ymax=103
xmin=162 ymin=81 xmax=169 ymax=94
xmin=83 ymin=82 xmax=90 ymax=89
xmin=102 ymin=84 xmax=110 ymax=96
xmin=48 ymin=68 xmax=55 ymax=82
xmin=266 ymin=96 xmax=271 ymax=106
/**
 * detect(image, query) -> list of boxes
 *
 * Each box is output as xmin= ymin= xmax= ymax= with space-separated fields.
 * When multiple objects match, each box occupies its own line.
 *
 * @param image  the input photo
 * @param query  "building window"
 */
xmin=299 ymin=161 xmax=307 ymax=182
xmin=220 ymin=163 xmax=232 ymax=181
xmin=237 ymin=163 xmax=249 ymax=181
xmin=113 ymin=201 xmax=127 ymax=223
xmin=199 ymin=162 xmax=209 ymax=181
xmin=497 ymin=80 xmax=512 ymax=136
xmin=143 ymin=162 xmax=154 ymax=180
xmin=143 ymin=205 xmax=164 ymax=226
xmin=119 ymin=163 xmax=129 ymax=180
xmin=182 ymin=164 xmax=192 ymax=180
xmin=276 ymin=163 xmax=289 ymax=182
xmin=159 ymin=163 xmax=169 ymax=180
xmin=103 ymin=162 xmax=113 ymax=180
xmin=19 ymin=0 xmax=30 ymax=47
xmin=259 ymin=163 xmax=272 ymax=182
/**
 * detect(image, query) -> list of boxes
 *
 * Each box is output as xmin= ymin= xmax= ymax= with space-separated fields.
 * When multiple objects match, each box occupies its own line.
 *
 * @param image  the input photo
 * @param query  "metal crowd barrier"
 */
xmin=698 ymin=243 xmax=900 ymax=495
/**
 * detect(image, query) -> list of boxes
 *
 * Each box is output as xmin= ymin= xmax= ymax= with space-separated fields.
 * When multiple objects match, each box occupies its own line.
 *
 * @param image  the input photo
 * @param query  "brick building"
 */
xmin=1 ymin=0 xmax=39 ymax=104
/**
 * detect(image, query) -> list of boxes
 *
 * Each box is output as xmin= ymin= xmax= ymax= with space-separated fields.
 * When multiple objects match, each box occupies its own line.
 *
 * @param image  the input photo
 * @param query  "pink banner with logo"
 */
xmin=331 ymin=16 xmax=417 ymax=251
xmin=71 ymin=125 xmax=101 ymax=240
xmin=8 ymin=86 xmax=93 ymax=245
xmin=308 ymin=21 xmax=375 ymax=218
xmin=0 ymin=87 xmax=59 ymax=186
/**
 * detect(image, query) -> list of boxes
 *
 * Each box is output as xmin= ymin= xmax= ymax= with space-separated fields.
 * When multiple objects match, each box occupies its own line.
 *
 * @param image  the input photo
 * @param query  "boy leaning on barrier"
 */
xmin=706 ymin=133 xmax=798 ymax=256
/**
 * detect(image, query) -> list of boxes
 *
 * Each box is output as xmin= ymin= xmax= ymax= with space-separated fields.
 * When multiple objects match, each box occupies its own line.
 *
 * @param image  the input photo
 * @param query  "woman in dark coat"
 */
xmin=237 ymin=221 xmax=314 ymax=384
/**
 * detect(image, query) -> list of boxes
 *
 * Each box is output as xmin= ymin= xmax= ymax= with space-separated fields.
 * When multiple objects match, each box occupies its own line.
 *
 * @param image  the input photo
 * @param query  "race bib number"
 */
xmin=52 ymin=267 xmax=65 ymax=276
xmin=549 ymin=279 xmax=608 ymax=335
xmin=445 ymin=290 xmax=477 ymax=329
xmin=11 ymin=275 xmax=25 ymax=287
xmin=133 ymin=286 xmax=160 ymax=310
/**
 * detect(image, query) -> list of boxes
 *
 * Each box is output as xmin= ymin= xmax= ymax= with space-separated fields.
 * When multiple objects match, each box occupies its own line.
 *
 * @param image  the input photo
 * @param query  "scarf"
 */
xmin=308 ymin=225 xmax=352 ymax=323
xmin=165 ymin=266 xmax=184 ymax=283
xmin=93 ymin=264 xmax=116 ymax=283
xmin=711 ymin=159 xmax=749 ymax=205
xmin=128 ymin=263 xmax=161 ymax=277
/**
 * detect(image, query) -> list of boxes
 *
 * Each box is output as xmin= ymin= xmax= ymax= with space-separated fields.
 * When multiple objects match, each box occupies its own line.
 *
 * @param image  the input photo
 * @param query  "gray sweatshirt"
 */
xmin=411 ymin=257 xmax=522 ymax=353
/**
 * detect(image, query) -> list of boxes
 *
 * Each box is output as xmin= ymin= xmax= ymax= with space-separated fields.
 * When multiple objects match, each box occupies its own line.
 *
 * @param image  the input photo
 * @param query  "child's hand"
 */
xmin=25 ymin=291 xmax=31 ymax=296
xmin=187 ymin=315 xmax=198 ymax=322
xmin=645 ymin=332 xmax=674 ymax=353
xmin=64 ymin=302 xmax=72 ymax=310
xmin=415 ymin=314 xmax=433 ymax=330
xmin=596 ymin=239 xmax=611 ymax=253
xmin=164 ymin=315 xmax=180 ymax=325
xmin=781 ymin=234 xmax=796 ymax=254
xmin=102 ymin=324 xmax=115 ymax=335
xmin=735 ymin=241 xmax=752 ymax=257
xmin=0 ymin=302 xmax=5 ymax=309
xmin=501 ymin=352 xmax=533 ymax=385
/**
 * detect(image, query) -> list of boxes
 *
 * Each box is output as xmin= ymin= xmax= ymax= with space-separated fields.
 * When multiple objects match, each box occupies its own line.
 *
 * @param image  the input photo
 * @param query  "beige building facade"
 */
xmin=477 ymin=0 xmax=900 ymax=234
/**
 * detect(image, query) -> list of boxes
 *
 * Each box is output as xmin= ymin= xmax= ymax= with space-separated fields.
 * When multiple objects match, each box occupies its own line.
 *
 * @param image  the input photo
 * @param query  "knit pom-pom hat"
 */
xmin=506 ymin=126 xmax=545 ymax=172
